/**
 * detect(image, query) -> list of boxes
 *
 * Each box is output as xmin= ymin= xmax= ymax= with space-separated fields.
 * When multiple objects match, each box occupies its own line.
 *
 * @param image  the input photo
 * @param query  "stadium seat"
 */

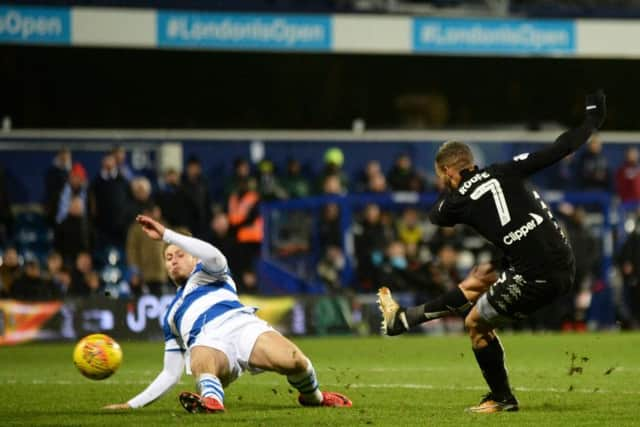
xmin=14 ymin=211 xmax=53 ymax=257
xmin=95 ymin=245 xmax=127 ymax=269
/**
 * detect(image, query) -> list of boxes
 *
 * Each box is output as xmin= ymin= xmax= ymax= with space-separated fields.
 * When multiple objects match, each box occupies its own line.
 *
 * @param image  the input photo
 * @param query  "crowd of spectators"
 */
xmin=0 ymin=141 xmax=640 ymax=331
xmin=0 ymin=145 xmax=432 ymax=300
xmin=547 ymin=136 xmax=640 ymax=201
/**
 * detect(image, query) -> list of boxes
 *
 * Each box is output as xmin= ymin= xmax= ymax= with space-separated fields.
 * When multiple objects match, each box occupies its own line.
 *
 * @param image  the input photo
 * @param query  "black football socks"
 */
xmin=404 ymin=287 xmax=472 ymax=327
xmin=473 ymin=336 xmax=514 ymax=399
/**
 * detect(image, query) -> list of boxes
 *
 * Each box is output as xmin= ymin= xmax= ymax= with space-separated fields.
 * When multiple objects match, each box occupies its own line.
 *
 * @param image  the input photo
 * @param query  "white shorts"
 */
xmin=189 ymin=310 xmax=276 ymax=385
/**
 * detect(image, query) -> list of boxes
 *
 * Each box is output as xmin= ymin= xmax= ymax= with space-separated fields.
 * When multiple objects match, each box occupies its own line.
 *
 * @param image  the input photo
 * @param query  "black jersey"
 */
xmin=429 ymin=124 xmax=596 ymax=278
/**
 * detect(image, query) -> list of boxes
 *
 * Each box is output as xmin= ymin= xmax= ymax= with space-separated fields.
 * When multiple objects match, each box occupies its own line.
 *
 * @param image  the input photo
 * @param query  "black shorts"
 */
xmin=476 ymin=265 xmax=574 ymax=326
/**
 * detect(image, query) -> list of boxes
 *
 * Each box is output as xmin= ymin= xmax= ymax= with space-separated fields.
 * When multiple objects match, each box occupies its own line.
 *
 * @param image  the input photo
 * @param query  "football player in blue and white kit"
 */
xmin=104 ymin=214 xmax=351 ymax=413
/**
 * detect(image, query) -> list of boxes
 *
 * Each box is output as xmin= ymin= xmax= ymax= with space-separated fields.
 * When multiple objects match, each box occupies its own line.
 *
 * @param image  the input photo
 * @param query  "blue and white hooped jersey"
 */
xmin=162 ymin=262 xmax=255 ymax=352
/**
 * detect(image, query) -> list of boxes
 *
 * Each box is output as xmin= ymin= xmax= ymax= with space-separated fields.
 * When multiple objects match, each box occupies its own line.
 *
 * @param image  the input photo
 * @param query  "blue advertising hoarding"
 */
xmin=413 ymin=18 xmax=575 ymax=55
xmin=0 ymin=5 xmax=70 ymax=45
xmin=157 ymin=12 xmax=332 ymax=51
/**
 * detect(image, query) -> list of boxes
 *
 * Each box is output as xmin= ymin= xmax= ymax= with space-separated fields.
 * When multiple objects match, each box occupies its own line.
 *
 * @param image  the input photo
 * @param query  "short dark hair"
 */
xmin=186 ymin=155 xmax=201 ymax=166
xmin=435 ymin=141 xmax=474 ymax=173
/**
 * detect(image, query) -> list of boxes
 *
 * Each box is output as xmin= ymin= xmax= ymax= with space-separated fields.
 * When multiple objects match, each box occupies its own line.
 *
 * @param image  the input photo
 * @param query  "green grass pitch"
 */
xmin=1 ymin=333 xmax=639 ymax=426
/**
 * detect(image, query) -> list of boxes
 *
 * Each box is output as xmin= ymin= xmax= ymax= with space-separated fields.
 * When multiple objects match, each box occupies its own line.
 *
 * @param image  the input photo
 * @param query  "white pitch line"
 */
xmin=338 ymin=383 xmax=640 ymax=396
xmin=0 ymin=379 xmax=189 ymax=385
xmin=321 ymin=366 xmax=640 ymax=373
xmin=1 ymin=379 xmax=638 ymax=396
xmin=6 ymin=366 xmax=633 ymax=377
xmin=65 ymin=366 xmax=638 ymax=374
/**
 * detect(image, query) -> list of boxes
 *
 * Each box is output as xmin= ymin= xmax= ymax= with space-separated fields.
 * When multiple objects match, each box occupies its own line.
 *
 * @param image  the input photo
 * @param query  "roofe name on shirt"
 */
xmin=458 ymin=171 xmax=490 ymax=195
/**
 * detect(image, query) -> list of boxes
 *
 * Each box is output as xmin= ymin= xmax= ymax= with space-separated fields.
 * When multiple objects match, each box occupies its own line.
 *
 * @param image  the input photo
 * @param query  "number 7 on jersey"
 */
xmin=470 ymin=179 xmax=512 ymax=226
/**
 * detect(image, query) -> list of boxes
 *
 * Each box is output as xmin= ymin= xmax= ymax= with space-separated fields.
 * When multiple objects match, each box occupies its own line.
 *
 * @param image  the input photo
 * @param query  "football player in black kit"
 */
xmin=377 ymin=91 xmax=606 ymax=413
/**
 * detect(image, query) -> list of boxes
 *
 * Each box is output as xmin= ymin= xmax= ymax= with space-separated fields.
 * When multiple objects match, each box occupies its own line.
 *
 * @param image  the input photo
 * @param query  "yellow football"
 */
xmin=72 ymin=333 xmax=123 ymax=380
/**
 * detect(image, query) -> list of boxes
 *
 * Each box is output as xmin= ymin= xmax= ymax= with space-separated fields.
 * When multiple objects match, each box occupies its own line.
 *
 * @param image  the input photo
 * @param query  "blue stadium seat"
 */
xmin=95 ymin=245 xmax=127 ymax=269
xmin=14 ymin=211 xmax=53 ymax=257
xmin=101 ymin=265 xmax=123 ymax=284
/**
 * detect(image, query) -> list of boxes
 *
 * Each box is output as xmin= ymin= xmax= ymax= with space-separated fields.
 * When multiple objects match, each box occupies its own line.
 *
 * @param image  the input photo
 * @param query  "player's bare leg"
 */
xmin=464 ymin=307 xmax=518 ymax=413
xmin=378 ymin=263 xmax=497 ymax=336
xmin=179 ymin=346 xmax=230 ymax=414
xmin=459 ymin=263 xmax=499 ymax=301
xmin=249 ymin=331 xmax=352 ymax=407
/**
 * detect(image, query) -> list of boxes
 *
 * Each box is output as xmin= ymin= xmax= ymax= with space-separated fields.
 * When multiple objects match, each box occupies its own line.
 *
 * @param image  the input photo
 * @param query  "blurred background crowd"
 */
xmin=2 ymin=138 xmax=640 ymax=331
xmin=3 ymin=0 xmax=640 ymax=333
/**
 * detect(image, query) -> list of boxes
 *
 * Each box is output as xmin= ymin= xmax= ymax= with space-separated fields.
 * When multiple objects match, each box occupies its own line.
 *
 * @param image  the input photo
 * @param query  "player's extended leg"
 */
xmin=179 ymin=346 xmax=231 ymax=414
xmin=249 ymin=331 xmax=352 ymax=408
xmin=464 ymin=306 xmax=518 ymax=413
xmin=378 ymin=263 xmax=497 ymax=335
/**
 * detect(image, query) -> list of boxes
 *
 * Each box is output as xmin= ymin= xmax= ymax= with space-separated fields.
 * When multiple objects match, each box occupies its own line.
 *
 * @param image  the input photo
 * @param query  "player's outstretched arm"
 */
xmin=103 ymin=350 xmax=184 ymax=410
xmin=136 ymin=214 xmax=166 ymax=240
xmin=163 ymin=228 xmax=228 ymax=274
xmin=137 ymin=214 xmax=228 ymax=274
xmin=505 ymin=90 xmax=606 ymax=177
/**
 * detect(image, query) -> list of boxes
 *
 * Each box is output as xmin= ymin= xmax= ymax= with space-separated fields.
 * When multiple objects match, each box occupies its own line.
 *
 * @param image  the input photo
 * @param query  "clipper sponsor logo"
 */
xmin=0 ymin=6 xmax=70 ymax=44
xmin=503 ymin=213 xmax=544 ymax=245
xmin=458 ymin=171 xmax=490 ymax=195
